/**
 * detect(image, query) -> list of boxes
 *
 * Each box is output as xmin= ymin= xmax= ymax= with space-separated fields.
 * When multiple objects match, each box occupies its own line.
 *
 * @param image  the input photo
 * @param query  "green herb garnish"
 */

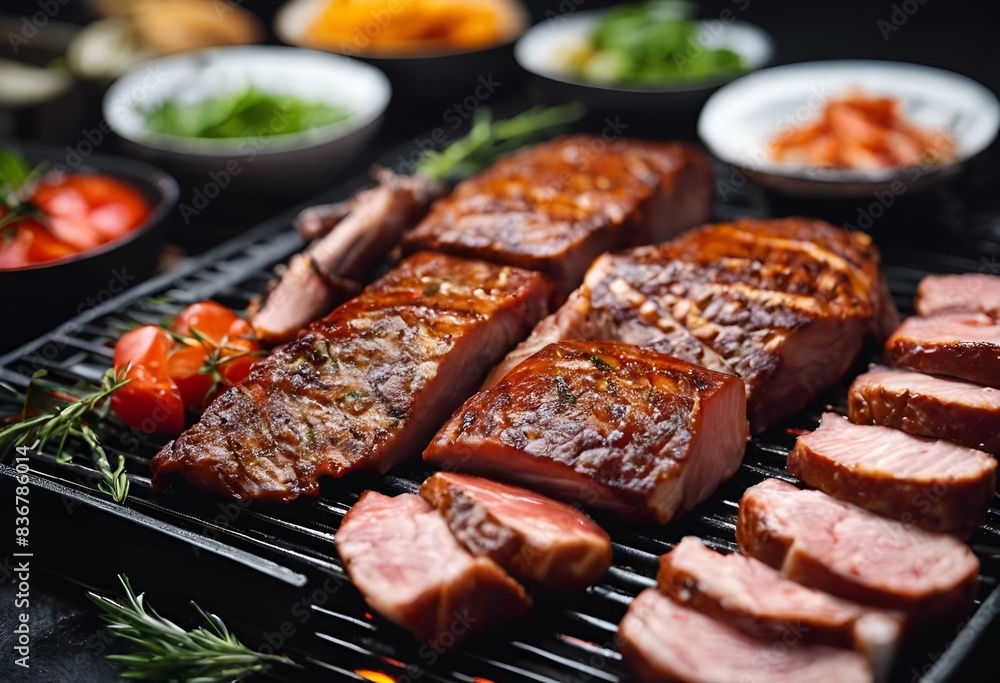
xmin=0 ymin=149 xmax=47 ymax=241
xmin=589 ymin=355 xmax=614 ymax=372
xmin=88 ymin=575 xmax=296 ymax=682
xmin=141 ymin=87 xmax=352 ymax=140
xmin=555 ymin=376 xmax=578 ymax=404
xmin=559 ymin=1 xmax=746 ymax=86
xmin=416 ymin=103 xmax=585 ymax=181
xmin=0 ymin=367 xmax=130 ymax=502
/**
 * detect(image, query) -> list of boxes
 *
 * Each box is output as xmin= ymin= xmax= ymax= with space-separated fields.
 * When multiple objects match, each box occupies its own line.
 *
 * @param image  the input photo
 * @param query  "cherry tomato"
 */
xmin=171 ymin=301 xmax=261 ymax=389
xmin=110 ymin=302 xmax=261 ymax=432
xmin=112 ymin=326 xmax=185 ymax=434
xmin=167 ymin=344 xmax=215 ymax=411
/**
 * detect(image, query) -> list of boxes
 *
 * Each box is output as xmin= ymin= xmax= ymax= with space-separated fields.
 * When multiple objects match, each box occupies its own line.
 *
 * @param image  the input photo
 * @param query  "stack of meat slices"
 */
xmin=620 ymin=537 xmax=898 ymax=682
xmin=850 ymin=272 xmax=1000 ymax=453
xmin=335 ymin=473 xmax=611 ymax=644
xmin=788 ymin=273 xmax=1000 ymax=539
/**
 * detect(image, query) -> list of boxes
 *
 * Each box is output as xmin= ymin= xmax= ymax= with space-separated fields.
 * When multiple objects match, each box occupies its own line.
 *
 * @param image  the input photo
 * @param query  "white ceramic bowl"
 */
xmin=514 ymin=9 xmax=774 ymax=110
xmin=698 ymin=60 xmax=1000 ymax=198
xmin=103 ymin=45 xmax=391 ymax=196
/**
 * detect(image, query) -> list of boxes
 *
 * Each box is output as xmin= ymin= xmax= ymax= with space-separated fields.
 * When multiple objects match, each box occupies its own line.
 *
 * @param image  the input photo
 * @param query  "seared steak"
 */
xmin=658 ymin=537 xmax=901 ymax=678
xmin=403 ymin=136 xmax=713 ymax=292
xmin=418 ymin=472 xmax=612 ymax=590
xmin=151 ymin=253 xmax=552 ymax=501
xmin=335 ymin=491 xmax=530 ymax=643
xmin=788 ymin=413 xmax=996 ymax=538
xmin=884 ymin=313 xmax=1000 ymax=388
xmin=737 ymin=479 xmax=979 ymax=627
xmin=849 ymin=366 xmax=1000 ymax=453
xmin=424 ymin=340 xmax=748 ymax=522
xmin=618 ymin=589 xmax=873 ymax=683
xmin=916 ymin=273 xmax=1000 ymax=318
xmin=490 ymin=218 xmax=896 ymax=431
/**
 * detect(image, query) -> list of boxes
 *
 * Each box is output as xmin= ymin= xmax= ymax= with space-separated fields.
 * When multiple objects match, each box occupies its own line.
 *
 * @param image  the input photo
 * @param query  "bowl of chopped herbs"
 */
xmin=515 ymin=1 xmax=773 ymax=112
xmin=103 ymin=46 xmax=391 ymax=197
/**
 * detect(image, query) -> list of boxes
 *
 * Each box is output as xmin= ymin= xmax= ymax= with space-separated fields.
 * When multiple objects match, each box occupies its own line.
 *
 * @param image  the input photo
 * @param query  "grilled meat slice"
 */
xmin=917 ymin=273 xmax=1000 ymax=318
xmin=488 ymin=218 xmax=895 ymax=431
xmin=252 ymin=171 xmax=443 ymax=344
xmin=403 ymin=136 xmax=713 ymax=292
xmin=335 ymin=491 xmax=530 ymax=643
xmin=618 ymin=589 xmax=874 ymax=683
xmin=668 ymin=218 xmax=899 ymax=340
xmin=737 ymin=479 xmax=980 ymax=627
xmin=849 ymin=366 xmax=1000 ymax=453
xmin=425 ymin=340 xmax=748 ymax=522
xmin=788 ymin=413 xmax=996 ymax=538
xmin=295 ymin=198 xmax=351 ymax=241
xmin=884 ymin=313 xmax=1000 ymax=388
xmin=418 ymin=472 xmax=612 ymax=590
xmin=151 ymin=253 xmax=552 ymax=501
xmin=481 ymin=253 xmax=736 ymax=388
xmin=658 ymin=537 xmax=901 ymax=678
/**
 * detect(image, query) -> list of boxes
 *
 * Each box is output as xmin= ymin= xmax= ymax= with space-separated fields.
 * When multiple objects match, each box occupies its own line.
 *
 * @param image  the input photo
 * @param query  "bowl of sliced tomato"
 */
xmin=0 ymin=141 xmax=178 ymax=353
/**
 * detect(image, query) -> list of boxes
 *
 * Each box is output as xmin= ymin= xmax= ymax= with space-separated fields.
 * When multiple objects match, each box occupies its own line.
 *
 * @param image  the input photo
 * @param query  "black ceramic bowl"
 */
xmin=0 ymin=141 xmax=178 ymax=354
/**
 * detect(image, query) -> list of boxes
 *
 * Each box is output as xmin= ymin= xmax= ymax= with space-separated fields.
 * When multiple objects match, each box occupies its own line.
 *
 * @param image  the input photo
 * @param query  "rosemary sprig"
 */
xmin=88 ymin=575 xmax=296 ymax=682
xmin=415 ymin=103 xmax=586 ymax=181
xmin=0 ymin=367 xmax=131 ymax=502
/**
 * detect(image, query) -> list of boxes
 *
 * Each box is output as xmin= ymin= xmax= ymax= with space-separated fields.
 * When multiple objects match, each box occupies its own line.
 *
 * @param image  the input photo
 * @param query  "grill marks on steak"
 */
xmin=403 ymin=136 xmax=713 ymax=292
xmin=788 ymin=413 xmax=996 ymax=538
xmin=425 ymin=340 xmax=748 ymax=522
xmin=490 ymin=218 xmax=895 ymax=431
xmin=849 ymin=366 xmax=1000 ymax=453
xmin=657 ymin=537 xmax=901 ymax=678
xmin=418 ymin=472 xmax=612 ymax=590
xmin=150 ymin=253 xmax=551 ymax=501
xmin=884 ymin=313 xmax=1000 ymax=388
xmin=618 ymin=589 xmax=874 ymax=683
xmin=737 ymin=479 xmax=980 ymax=627
xmin=335 ymin=491 xmax=530 ymax=643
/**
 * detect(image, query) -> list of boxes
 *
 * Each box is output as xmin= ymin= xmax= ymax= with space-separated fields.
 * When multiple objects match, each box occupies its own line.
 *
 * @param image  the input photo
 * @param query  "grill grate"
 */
xmin=2 ymin=151 xmax=1000 ymax=683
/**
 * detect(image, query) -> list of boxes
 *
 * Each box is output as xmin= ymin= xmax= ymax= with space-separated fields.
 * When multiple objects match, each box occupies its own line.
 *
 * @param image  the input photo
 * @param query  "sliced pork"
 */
xmin=418 ymin=472 xmax=612 ymax=590
xmin=788 ymin=413 xmax=996 ymax=538
xmin=849 ymin=366 xmax=1000 ymax=453
xmin=916 ymin=273 xmax=1000 ymax=318
xmin=252 ymin=171 xmax=443 ymax=344
xmin=884 ymin=313 xmax=1000 ymax=388
xmin=737 ymin=479 xmax=980 ymax=626
xmin=403 ymin=136 xmax=713 ymax=292
xmin=151 ymin=253 xmax=552 ymax=501
xmin=424 ymin=340 xmax=748 ymax=522
xmin=618 ymin=589 xmax=873 ymax=683
xmin=658 ymin=537 xmax=901 ymax=679
xmin=489 ymin=218 xmax=897 ymax=431
xmin=335 ymin=491 xmax=530 ymax=643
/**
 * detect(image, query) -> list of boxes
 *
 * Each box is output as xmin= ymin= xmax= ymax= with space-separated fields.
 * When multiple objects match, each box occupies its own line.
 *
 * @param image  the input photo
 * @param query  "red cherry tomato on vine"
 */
xmin=111 ymin=326 xmax=185 ymax=434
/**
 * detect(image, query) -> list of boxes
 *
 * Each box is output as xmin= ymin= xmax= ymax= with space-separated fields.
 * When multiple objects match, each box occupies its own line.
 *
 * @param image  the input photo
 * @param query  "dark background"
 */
xmin=1 ymin=1 xmax=998 ymax=681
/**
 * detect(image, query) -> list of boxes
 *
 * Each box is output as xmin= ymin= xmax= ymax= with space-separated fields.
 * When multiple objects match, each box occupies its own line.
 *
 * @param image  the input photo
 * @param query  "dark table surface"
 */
xmin=2 ymin=0 xmax=998 ymax=681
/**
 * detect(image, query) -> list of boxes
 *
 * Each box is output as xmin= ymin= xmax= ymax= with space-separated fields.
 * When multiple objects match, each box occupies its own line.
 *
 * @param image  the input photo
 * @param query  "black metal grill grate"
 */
xmin=2 ymin=155 xmax=1000 ymax=683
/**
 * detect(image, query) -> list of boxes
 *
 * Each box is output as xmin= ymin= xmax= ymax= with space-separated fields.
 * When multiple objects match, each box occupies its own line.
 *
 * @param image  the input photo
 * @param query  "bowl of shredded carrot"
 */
xmin=698 ymin=60 xmax=999 ymax=198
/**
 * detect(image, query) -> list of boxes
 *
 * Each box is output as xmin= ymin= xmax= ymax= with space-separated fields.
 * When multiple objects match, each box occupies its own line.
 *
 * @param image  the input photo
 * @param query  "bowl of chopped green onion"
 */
xmin=515 ymin=1 xmax=773 ymax=112
xmin=103 ymin=45 xmax=391 ymax=197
